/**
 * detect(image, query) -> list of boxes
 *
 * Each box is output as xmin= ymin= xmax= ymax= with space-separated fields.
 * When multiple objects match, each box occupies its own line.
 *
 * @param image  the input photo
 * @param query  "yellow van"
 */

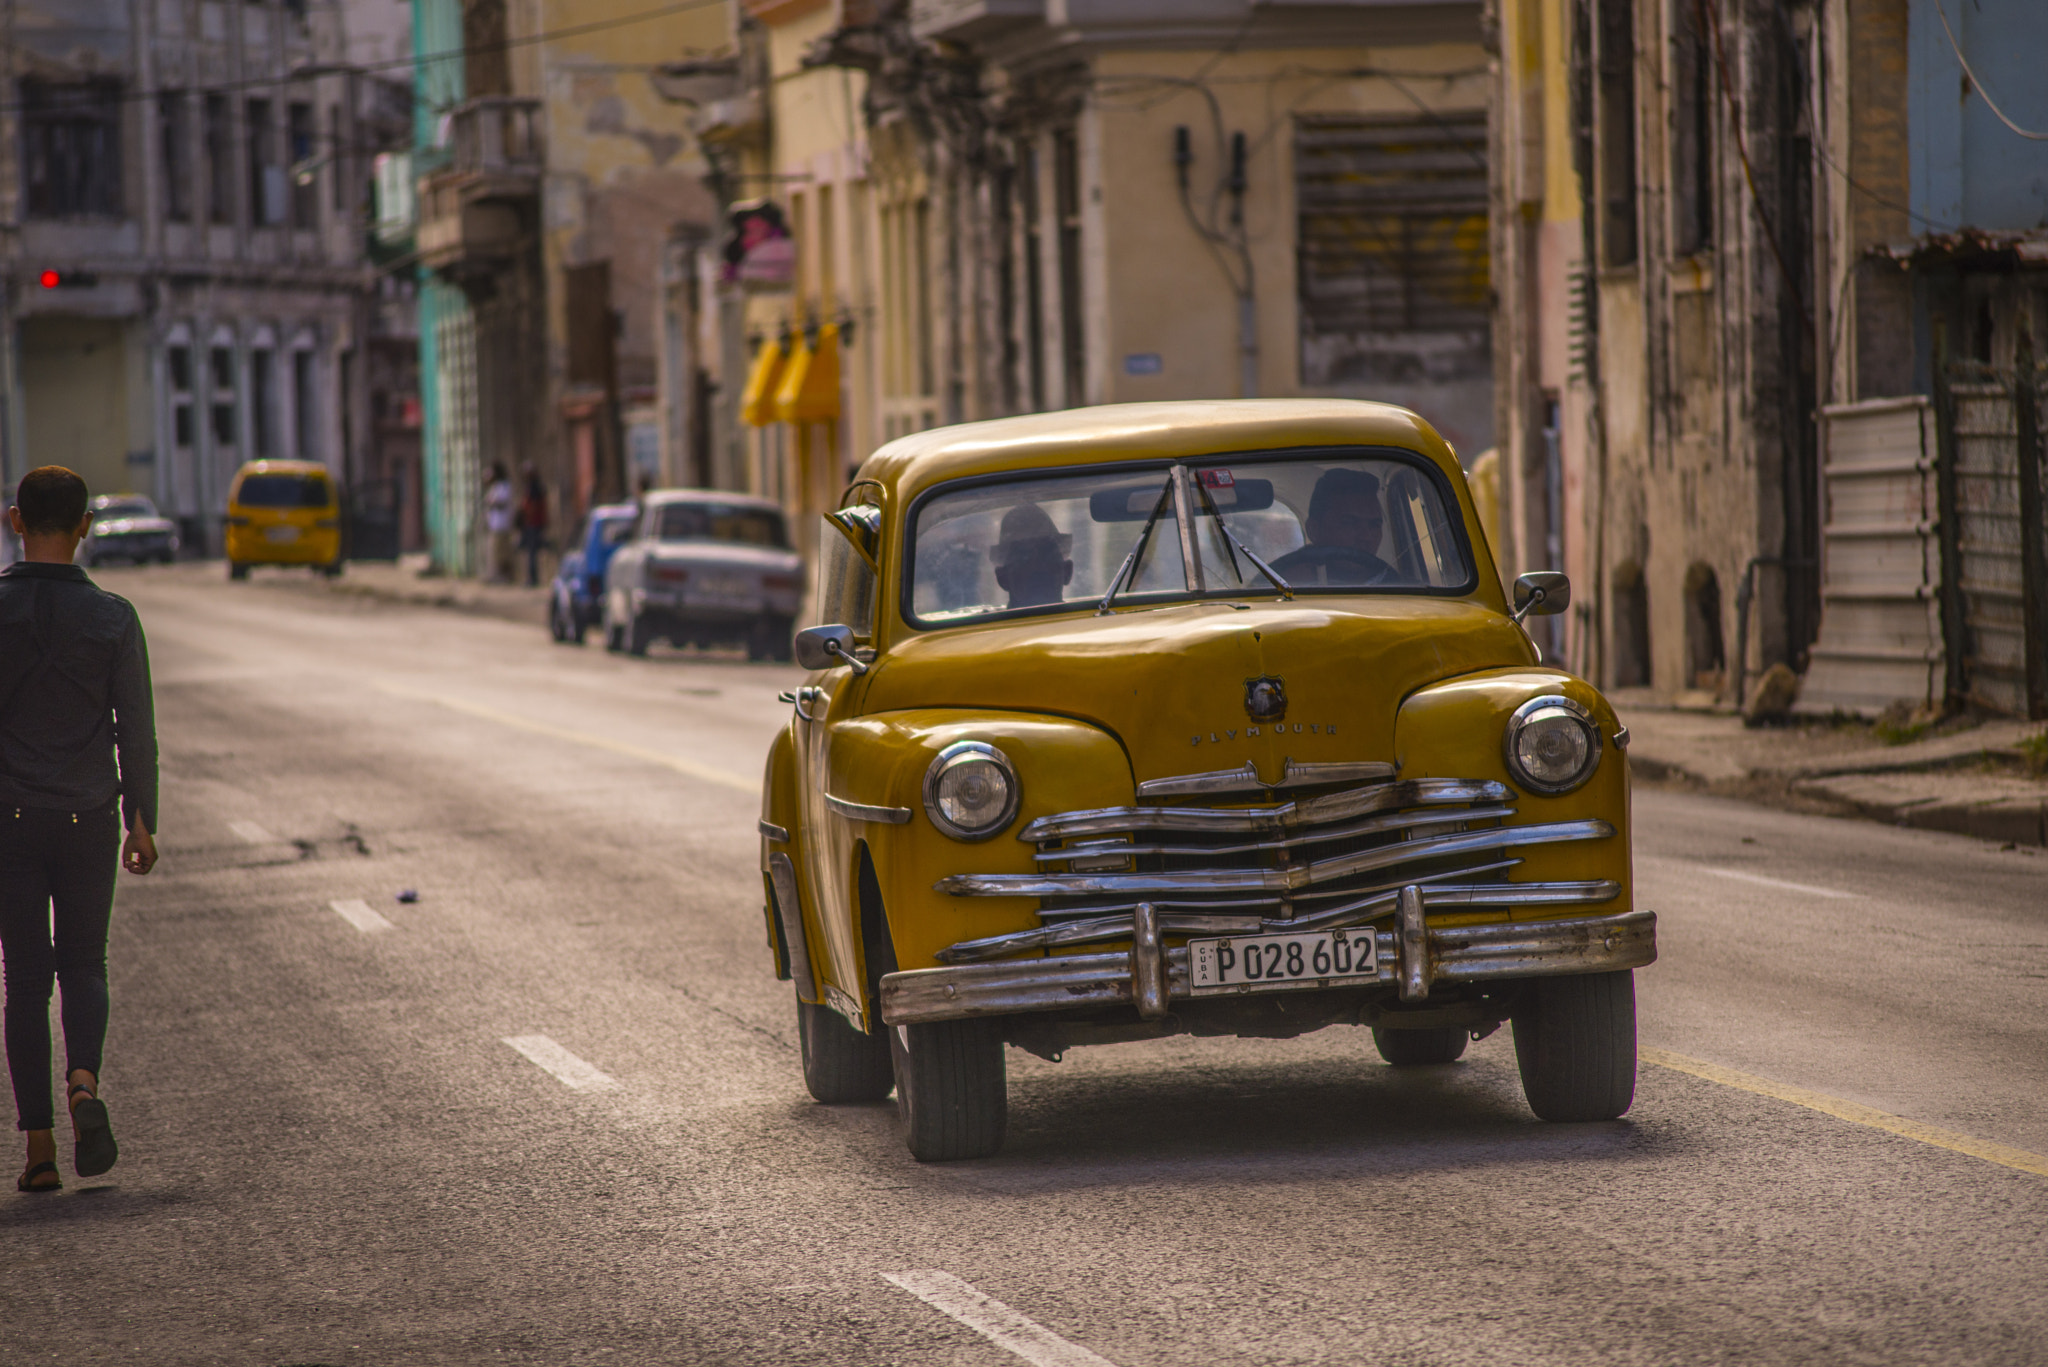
xmin=225 ymin=460 xmax=343 ymax=579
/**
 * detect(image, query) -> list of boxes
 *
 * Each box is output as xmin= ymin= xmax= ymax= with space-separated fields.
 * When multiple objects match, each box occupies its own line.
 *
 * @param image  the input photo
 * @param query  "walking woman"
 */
xmin=0 ymin=467 xmax=158 ymax=1192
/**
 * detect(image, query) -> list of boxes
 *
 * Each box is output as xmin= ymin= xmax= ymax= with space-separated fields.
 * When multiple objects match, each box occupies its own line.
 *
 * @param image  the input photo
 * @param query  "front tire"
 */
xmin=1512 ymin=970 xmax=1637 ymax=1122
xmin=797 ymin=998 xmax=894 ymax=1104
xmin=626 ymin=612 xmax=653 ymax=657
xmin=1373 ymin=1025 xmax=1469 ymax=1066
xmin=228 ymin=561 xmax=249 ymax=581
xmin=890 ymin=1018 xmax=1006 ymax=1161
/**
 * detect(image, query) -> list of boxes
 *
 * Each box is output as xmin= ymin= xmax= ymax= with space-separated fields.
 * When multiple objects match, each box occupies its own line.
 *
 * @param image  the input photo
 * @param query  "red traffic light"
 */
xmin=39 ymin=270 xmax=59 ymax=289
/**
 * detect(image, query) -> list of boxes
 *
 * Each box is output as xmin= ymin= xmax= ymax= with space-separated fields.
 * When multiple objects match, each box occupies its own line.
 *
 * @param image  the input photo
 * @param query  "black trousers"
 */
xmin=0 ymin=802 xmax=119 ymax=1132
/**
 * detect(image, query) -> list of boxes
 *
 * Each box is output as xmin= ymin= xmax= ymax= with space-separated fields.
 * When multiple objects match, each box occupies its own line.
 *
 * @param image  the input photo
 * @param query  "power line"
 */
xmin=1931 ymin=0 xmax=2048 ymax=142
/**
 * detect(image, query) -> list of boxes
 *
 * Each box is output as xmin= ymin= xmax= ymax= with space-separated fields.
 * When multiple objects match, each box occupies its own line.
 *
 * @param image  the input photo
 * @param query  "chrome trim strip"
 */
xmin=824 ymin=793 xmax=913 ymax=824
xmin=940 ymin=817 xmax=1613 ymax=897
xmin=758 ymin=820 xmax=790 ymax=843
xmin=1029 ymin=858 xmax=1523 ymax=921
xmin=1031 ymin=803 xmax=1515 ymax=863
xmin=766 ymin=852 xmax=814 ymax=999
xmin=880 ymin=908 xmax=1658 ymax=1025
xmin=1135 ymin=759 xmax=1399 ymax=799
xmin=1018 ymin=777 xmax=1512 ymax=843
xmin=935 ymin=877 xmax=1621 ymax=964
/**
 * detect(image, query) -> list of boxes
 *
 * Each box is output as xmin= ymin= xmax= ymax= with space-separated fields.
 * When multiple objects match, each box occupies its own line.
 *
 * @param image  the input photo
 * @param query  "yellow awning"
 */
xmin=774 ymin=323 xmax=842 ymax=424
xmin=740 ymin=335 xmax=788 ymax=428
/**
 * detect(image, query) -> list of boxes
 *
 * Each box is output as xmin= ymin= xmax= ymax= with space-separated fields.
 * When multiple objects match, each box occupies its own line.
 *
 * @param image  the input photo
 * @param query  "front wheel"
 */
xmin=1373 ymin=1025 xmax=1469 ymax=1066
xmin=1511 ymin=970 xmax=1637 ymax=1122
xmin=625 ymin=613 xmax=653 ymax=657
xmin=228 ymin=561 xmax=249 ymax=581
xmin=890 ymin=1018 xmax=1006 ymax=1161
xmin=798 ymin=998 xmax=895 ymax=1103
xmin=322 ymin=561 xmax=344 ymax=579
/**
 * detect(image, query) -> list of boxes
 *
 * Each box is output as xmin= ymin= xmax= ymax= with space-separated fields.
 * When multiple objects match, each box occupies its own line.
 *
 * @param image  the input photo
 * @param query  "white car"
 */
xmin=81 ymin=495 xmax=181 ymax=566
xmin=602 ymin=490 xmax=802 ymax=660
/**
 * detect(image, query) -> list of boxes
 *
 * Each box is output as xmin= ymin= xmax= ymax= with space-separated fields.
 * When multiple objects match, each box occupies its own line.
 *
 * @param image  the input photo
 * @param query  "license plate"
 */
xmin=264 ymin=524 xmax=300 ymax=544
xmin=693 ymin=573 xmax=754 ymax=602
xmin=1187 ymin=928 xmax=1378 ymax=993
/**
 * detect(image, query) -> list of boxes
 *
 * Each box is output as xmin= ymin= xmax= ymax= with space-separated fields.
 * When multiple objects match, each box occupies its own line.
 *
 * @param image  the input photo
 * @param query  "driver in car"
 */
xmin=1270 ymin=468 xmax=1395 ymax=586
xmin=990 ymin=504 xmax=1074 ymax=609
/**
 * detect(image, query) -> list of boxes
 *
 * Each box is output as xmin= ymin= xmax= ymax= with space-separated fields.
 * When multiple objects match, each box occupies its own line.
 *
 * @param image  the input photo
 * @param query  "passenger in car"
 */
xmin=1271 ymin=468 xmax=1395 ymax=586
xmin=989 ymin=504 xmax=1074 ymax=609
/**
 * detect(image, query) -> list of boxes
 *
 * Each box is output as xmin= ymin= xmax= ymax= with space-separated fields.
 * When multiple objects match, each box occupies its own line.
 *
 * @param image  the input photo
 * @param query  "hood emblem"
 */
xmin=1244 ymin=675 xmax=1288 ymax=723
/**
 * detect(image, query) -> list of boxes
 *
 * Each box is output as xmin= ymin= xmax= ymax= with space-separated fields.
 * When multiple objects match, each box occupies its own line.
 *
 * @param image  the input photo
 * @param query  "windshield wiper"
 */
xmin=1096 ymin=477 xmax=1177 ymax=615
xmin=1192 ymin=479 xmax=1293 ymax=600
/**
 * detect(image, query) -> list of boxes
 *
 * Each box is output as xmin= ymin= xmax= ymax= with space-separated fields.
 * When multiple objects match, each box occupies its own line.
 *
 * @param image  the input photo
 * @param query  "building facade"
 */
xmin=1489 ymin=0 xmax=2048 ymax=715
xmin=0 ymin=0 xmax=412 ymax=555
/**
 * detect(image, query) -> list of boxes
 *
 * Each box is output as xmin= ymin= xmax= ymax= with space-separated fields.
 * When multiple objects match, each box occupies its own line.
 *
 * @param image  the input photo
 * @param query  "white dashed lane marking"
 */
xmin=229 ymin=820 xmax=278 ymax=845
xmin=884 ymin=1271 xmax=1119 ymax=1367
xmin=502 ymin=1035 xmax=619 ymax=1091
xmin=328 ymin=899 xmax=394 ymax=933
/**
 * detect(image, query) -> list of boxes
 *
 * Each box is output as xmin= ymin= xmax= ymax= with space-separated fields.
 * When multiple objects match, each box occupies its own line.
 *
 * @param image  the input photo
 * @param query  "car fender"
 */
xmin=1393 ymin=668 xmax=1631 ymax=912
xmin=816 ymin=709 xmax=1133 ymax=981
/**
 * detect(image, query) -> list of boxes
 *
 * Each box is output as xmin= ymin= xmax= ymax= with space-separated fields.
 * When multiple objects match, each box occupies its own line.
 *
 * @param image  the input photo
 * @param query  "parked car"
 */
xmin=80 ymin=494 xmax=180 ymax=565
xmin=760 ymin=399 xmax=1654 ymax=1161
xmin=601 ymin=490 xmax=802 ymax=659
xmin=549 ymin=502 xmax=639 ymax=644
xmin=225 ymin=460 xmax=343 ymax=578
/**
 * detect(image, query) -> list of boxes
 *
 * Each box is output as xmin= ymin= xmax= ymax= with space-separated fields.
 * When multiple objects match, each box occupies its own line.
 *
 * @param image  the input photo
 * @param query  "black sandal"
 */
xmin=16 ymin=1160 xmax=60 ymax=1192
xmin=69 ymin=1083 xmax=117 ymax=1178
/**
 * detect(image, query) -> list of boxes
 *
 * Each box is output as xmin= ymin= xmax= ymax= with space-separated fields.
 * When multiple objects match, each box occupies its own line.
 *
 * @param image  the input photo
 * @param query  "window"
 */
xmin=288 ymin=102 xmax=316 ymax=228
xmin=160 ymin=93 xmax=191 ymax=222
xmin=293 ymin=351 xmax=317 ymax=458
xmin=247 ymin=99 xmax=282 ymax=226
xmin=907 ymin=453 xmax=1472 ymax=627
xmin=1294 ymin=112 xmax=1490 ymax=387
xmin=212 ymin=401 xmax=236 ymax=446
xmin=205 ymin=95 xmax=231 ymax=223
xmin=250 ymin=349 xmax=275 ymax=456
xmin=1596 ymin=0 xmax=1638 ymax=267
xmin=210 ymin=343 xmax=237 ymax=447
xmin=168 ymin=344 xmax=194 ymax=450
xmin=1053 ymin=128 xmax=1084 ymax=405
xmin=1669 ymin=0 xmax=1713 ymax=256
xmin=210 ymin=345 xmax=235 ymax=392
xmin=21 ymin=80 xmax=123 ymax=218
xmin=235 ymin=474 xmax=332 ymax=508
xmin=815 ymin=522 xmax=876 ymax=638
xmin=652 ymin=501 xmax=788 ymax=547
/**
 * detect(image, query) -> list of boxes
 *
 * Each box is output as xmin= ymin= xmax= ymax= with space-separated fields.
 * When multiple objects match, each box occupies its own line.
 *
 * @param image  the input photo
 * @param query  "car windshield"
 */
xmin=237 ymin=474 xmax=331 ymax=508
xmin=95 ymin=497 xmax=156 ymax=518
xmin=653 ymin=502 xmax=787 ymax=548
xmin=907 ymin=451 xmax=1472 ymax=626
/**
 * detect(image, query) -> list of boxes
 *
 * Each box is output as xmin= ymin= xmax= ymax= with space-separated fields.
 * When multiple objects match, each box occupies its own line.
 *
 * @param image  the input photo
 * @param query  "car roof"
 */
xmin=590 ymin=503 xmax=638 ymax=519
xmin=639 ymin=489 xmax=785 ymax=514
xmin=233 ymin=460 xmax=331 ymax=478
xmin=855 ymin=399 xmax=1460 ymax=506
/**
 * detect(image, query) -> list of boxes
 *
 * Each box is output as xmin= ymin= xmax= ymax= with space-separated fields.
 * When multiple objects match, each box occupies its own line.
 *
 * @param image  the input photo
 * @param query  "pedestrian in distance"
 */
xmin=484 ymin=462 xmax=516 ymax=584
xmin=517 ymin=465 xmax=548 ymax=588
xmin=0 ymin=466 xmax=158 ymax=1193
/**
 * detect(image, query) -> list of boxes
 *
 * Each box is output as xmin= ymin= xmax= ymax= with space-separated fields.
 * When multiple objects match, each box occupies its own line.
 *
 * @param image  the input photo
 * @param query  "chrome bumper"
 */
xmin=879 ymin=905 xmax=1657 ymax=1027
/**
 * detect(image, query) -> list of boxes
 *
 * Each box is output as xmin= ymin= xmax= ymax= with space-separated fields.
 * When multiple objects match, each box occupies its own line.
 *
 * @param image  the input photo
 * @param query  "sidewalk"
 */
xmin=282 ymin=554 xmax=551 ymax=627
xmin=1614 ymin=689 xmax=2048 ymax=847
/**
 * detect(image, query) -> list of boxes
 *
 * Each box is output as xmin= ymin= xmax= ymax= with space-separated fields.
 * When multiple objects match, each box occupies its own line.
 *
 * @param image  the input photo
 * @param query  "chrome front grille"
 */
xmin=931 ymin=773 xmax=1620 ymax=965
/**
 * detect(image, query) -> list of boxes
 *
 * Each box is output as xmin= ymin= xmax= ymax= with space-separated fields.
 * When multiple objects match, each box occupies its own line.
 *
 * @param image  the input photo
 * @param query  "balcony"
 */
xmin=416 ymin=98 xmax=543 ymax=274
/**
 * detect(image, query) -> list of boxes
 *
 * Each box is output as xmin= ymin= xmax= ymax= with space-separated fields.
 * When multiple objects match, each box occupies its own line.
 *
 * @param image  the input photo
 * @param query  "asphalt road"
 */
xmin=4 ymin=563 xmax=2045 ymax=1367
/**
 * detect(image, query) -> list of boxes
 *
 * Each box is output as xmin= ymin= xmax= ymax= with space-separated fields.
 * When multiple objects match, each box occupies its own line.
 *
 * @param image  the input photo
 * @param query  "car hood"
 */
xmin=96 ymin=517 xmax=177 ymax=535
xmin=862 ymin=598 xmax=1537 ymax=786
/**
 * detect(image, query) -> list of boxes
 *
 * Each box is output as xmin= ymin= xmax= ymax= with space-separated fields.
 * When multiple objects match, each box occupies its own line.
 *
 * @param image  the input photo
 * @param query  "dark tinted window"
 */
xmin=236 ymin=473 xmax=331 ymax=508
xmin=654 ymin=502 xmax=787 ymax=548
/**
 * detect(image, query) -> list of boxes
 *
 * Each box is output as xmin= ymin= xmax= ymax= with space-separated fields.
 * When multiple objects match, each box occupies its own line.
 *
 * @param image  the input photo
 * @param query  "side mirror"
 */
xmin=794 ymin=623 xmax=868 ymax=674
xmin=1512 ymin=571 xmax=1570 ymax=622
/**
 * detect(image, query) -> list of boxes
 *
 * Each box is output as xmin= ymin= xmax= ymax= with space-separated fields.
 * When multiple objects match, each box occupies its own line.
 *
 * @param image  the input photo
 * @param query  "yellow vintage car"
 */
xmin=760 ymin=399 xmax=1654 ymax=1161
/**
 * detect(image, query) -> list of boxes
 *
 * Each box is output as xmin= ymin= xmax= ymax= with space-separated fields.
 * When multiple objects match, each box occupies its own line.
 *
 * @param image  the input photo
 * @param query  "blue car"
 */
xmin=549 ymin=503 xmax=639 ymax=644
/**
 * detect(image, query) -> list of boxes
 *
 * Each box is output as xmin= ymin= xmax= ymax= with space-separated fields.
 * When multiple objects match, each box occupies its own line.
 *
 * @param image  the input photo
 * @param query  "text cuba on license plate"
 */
xmin=1188 ymin=928 xmax=1377 ymax=991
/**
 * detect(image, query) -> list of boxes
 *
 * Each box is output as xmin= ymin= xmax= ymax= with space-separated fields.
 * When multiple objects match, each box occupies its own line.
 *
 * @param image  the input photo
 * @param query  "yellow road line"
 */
xmin=374 ymin=680 xmax=758 ymax=795
xmin=1642 ymin=1047 xmax=2048 ymax=1180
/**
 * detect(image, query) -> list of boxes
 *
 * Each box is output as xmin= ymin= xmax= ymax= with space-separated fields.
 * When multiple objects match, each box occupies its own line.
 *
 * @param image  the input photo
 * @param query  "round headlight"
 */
xmin=1503 ymin=696 xmax=1602 ymax=795
xmin=923 ymin=741 xmax=1020 ymax=841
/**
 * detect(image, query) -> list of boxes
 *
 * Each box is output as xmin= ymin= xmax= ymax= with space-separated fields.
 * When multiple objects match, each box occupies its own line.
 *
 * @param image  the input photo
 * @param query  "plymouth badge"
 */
xmin=1244 ymin=675 xmax=1287 ymax=723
